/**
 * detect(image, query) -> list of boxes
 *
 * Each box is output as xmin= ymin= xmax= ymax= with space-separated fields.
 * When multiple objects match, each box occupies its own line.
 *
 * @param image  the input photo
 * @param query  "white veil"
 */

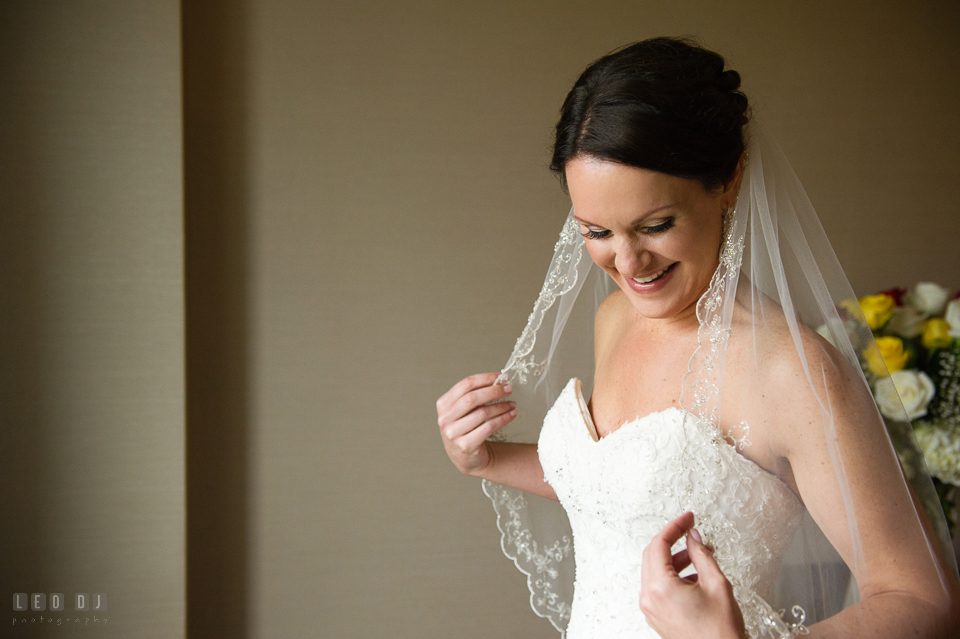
xmin=483 ymin=129 xmax=957 ymax=637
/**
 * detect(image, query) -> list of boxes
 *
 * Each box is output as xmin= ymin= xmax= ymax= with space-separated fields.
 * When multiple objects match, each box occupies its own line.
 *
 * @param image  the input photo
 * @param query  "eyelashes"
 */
xmin=643 ymin=218 xmax=675 ymax=234
xmin=581 ymin=228 xmax=611 ymax=240
xmin=580 ymin=218 xmax=675 ymax=240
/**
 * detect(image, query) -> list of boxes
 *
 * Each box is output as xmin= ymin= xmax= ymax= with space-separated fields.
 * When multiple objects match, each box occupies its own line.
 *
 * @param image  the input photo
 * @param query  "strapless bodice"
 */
xmin=537 ymin=378 xmax=805 ymax=638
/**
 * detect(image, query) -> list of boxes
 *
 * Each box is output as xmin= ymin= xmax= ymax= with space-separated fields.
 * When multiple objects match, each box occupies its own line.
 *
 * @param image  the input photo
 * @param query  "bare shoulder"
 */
xmin=740 ymin=310 xmax=873 ymax=454
xmin=772 ymin=324 xmax=858 ymax=401
xmin=731 ymin=295 xmax=853 ymax=389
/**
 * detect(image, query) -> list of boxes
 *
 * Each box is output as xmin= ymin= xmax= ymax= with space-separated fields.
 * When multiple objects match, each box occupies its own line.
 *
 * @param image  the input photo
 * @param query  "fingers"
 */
xmin=448 ymin=382 xmax=512 ymax=423
xmin=685 ymin=528 xmax=727 ymax=589
xmin=436 ymin=373 xmax=518 ymax=476
xmin=456 ymin=405 xmax=518 ymax=451
xmin=642 ymin=511 xmax=696 ymax=591
xmin=444 ymin=399 xmax=517 ymax=442
xmin=439 ymin=388 xmax=515 ymax=438
xmin=438 ymin=374 xmax=512 ymax=426
xmin=436 ymin=372 xmax=503 ymax=414
xmin=640 ymin=514 xmax=742 ymax=639
xmin=671 ymin=547 xmax=691 ymax=575
xmin=658 ymin=511 xmax=696 ymax=546
xmin=645 ymin=511 xmax=695 ymax=567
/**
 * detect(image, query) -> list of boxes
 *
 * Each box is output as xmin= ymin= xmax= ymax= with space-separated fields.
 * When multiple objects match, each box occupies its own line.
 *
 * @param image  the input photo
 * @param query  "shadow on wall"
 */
xmin=0 ymin=2 xmax=46 ymax=609
xmin=184 ymin=2 xmax=252 ymax=637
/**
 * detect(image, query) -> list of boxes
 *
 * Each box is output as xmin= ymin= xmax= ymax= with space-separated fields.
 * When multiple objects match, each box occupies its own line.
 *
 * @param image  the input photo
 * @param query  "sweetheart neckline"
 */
xmin=571 ymin=377 xmax=687 ymax=443
xmin=566 ymin=378 xmax=803 ymax=502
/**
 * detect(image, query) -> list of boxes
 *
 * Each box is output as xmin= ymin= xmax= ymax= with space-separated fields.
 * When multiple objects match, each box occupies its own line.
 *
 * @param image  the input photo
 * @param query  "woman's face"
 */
xmin=565 ymin=156 xmax=739 ymax=323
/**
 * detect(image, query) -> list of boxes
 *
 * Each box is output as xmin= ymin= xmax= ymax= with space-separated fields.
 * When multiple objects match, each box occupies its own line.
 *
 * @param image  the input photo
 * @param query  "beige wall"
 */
xmin=211 ymin=2 xmax=959 ymax=637
xmin=0 ymin=1 xmax=184 ymax=637
xmin=3 ymin=1 xmax=959 ymax=638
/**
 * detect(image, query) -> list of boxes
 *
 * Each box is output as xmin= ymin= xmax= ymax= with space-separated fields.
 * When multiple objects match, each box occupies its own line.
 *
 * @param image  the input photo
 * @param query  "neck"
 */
xmin=632 ymin=299 xmax=702 ymax=337
xmin=633 ymin=281 xmax=708 ymax=336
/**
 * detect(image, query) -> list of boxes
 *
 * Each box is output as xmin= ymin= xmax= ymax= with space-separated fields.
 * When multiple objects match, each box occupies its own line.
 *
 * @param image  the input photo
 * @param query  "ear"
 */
xmin=720 ymin=154 xmax=746 ymax=210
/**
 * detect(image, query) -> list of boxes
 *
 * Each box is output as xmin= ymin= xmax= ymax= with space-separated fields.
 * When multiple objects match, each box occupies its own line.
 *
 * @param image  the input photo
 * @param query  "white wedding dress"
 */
xmin=537 ymin=378 xmax=806 ymax=639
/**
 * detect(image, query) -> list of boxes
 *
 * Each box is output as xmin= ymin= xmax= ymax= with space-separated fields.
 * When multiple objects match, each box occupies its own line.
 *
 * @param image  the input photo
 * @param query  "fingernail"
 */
xmin=690 ymin=528 xmax=703 ymax=544
xmin=503 ymin=385 xmax=513 ymax=394
xmin=509 ymin=401 xmax=517 ymax=407
xmin=495 ymin=373 xmax=509 ymax=385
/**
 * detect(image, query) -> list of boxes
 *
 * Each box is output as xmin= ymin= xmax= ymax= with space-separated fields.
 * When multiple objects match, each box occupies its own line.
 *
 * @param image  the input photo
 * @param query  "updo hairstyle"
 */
xmin=551 ymin=37 xmax=749 ymax=193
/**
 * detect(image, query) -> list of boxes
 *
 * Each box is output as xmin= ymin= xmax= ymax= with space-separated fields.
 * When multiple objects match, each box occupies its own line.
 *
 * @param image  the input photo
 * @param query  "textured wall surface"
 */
xmin=188 ymin=2 xmax=957 ymax=637
xmin=0 ymin=1 xmax=184 ymax=637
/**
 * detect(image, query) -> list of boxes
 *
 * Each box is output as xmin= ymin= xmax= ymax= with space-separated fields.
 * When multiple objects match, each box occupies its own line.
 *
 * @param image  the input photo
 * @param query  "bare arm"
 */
xmin=770 ymin=339 xmax=960 ymax=637
xmin=477 ymin=441 xmax=557 ymax=500
xmin=436 ymin=372 xmax=558 ymax=500
xmin=642 ymin=338 xmax=960 ymax=638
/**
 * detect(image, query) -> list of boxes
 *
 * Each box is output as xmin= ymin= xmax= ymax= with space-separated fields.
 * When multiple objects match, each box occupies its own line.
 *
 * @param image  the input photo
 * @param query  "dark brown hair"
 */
xmin=551 ymin=37 xmax=749 ymax=193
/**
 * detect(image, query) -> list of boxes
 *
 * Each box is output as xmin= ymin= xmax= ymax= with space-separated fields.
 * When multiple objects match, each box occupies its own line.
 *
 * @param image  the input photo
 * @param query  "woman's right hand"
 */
xmin=639 ymin=512 xmax=745 ymax=639
xmin=436 ymin=372 xmax=517 ymax=476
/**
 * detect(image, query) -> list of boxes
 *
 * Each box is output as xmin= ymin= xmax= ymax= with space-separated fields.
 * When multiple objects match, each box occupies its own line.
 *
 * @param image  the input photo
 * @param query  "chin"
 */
xmin=611 ymin=275 xmax=701 ymax=322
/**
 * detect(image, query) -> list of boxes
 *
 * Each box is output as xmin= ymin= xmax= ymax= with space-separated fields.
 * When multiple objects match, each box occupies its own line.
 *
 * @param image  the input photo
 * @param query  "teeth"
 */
xmin=631 ymin=265 xmax=670 ymax=284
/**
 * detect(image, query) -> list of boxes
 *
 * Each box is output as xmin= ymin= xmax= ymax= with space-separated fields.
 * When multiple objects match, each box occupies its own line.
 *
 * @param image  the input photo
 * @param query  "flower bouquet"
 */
xmin=851 ymin=283 xmax=960 ymax=538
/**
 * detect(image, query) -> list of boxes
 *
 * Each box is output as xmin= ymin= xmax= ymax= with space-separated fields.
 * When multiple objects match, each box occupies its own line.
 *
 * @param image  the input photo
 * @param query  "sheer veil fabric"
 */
xmin=483 ymin=129 xmax=957 ymax=637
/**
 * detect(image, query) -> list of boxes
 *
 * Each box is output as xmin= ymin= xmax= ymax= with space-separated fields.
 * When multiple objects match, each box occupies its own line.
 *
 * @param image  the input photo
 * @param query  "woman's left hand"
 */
xmin=639 ymin=511 xmax=746 ymax=639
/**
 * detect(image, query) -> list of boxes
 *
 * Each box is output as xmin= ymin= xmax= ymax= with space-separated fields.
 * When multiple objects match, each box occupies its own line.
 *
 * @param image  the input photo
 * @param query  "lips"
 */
xmin=624 ymin=262 xmax=677 ymax=294
xmin=631 ymin=264 xmax=673 ymax=284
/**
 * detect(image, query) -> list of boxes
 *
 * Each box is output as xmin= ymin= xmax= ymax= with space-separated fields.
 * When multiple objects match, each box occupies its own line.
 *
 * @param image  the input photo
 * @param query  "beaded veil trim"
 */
xmin=485 ymin=200 xmax=808 ymax=637
xmin=499 ymin=215 xmax=584 ymax=387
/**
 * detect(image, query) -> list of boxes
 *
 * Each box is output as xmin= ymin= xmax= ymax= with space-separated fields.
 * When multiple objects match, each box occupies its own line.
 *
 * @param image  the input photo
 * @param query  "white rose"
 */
xmin=885 ymin=305 xmax=926 ymax=339
xmin=945 ymin=298 xmax=960 ymax=338
xmin=815 ymin=319 xmax=865 ymax=349
xmin=873 ymin=370 xmax=936 ymax=421
xmin=905 ymin=282 xmax=949 ymax=316
xmin=914 ymin=422 xmax=960 ymax=486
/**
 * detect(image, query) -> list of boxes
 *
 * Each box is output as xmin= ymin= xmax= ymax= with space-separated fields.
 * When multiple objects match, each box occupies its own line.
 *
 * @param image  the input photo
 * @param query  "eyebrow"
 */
xmin=573 ymin=203 xmax=678 ymax=229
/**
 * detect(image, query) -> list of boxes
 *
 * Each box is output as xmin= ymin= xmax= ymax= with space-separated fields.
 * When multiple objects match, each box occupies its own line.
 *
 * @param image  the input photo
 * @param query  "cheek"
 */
xmin=680 ymin=231 xmax=722 ymax=276
xmin=674 ymin=225 xmax=721 ymax=264
xmin=585 ymin=242 xmax=614 ymax=268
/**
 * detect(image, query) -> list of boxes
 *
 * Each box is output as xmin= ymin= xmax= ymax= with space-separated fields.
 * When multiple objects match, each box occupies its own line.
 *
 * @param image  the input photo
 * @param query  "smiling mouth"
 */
xmin=630 ymin=263 xmax=676 ymax=284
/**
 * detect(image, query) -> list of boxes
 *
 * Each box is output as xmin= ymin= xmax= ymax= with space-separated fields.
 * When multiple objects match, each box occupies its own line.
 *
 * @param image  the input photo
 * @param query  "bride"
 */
xmin=436 ymin=38 xmax=960 ymax=638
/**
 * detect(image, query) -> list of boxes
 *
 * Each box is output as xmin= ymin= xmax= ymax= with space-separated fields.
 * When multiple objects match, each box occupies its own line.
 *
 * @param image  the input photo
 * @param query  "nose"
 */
xmin=614 ymin=237 xmax=650 ymax=277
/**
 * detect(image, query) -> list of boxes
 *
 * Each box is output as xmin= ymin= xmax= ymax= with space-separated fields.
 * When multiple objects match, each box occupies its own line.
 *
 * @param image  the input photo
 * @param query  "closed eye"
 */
xmin=580 ymin=218 xmax=674 ymax=240
xmin=642 ymin=218 xmax=674 ymax=235
xmin=580 ymin=228 xmax=611 ymax=240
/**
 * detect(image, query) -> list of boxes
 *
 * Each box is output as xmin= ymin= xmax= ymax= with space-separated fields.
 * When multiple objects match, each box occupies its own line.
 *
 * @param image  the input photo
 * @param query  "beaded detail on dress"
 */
xmin=538 ymin=378 xmax=806 ymax=639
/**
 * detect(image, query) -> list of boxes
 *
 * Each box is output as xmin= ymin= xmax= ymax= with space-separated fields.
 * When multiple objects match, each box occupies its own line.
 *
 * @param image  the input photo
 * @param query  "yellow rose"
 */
xmin=922 ymin=318 xmax=953 ymax=350
xmin=858 ymin=294 xmax=896 ymax=330
xmin=865 ymin=336 xmax=910 ymax=377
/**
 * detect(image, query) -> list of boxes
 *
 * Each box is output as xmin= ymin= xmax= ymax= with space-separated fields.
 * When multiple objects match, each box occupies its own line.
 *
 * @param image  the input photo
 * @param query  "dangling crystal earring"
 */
xmin=719 ymin=206 xmax=732 ymax=259
xmin=718 ymin=195 xmax=743 ymax=268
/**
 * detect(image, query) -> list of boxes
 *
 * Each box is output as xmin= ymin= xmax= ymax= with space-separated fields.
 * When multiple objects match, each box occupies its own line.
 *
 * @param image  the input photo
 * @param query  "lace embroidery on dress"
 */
xmin=634 ymin=409 xmax=807 ymax=639
xmin=538 ymin=381 xmax=807 ymax=639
